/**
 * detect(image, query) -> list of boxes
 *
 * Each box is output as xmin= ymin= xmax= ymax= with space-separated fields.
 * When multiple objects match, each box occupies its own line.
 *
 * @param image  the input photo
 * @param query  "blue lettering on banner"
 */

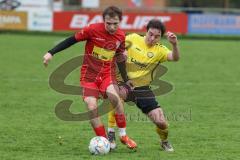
xmin=188 ymin=14 xmax=240 ymax=35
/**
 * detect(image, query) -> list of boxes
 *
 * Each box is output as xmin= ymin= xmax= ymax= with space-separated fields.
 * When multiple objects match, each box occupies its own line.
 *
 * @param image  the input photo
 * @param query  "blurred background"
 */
xmin=1 ymin=0 xmax=240 ymax=35
xmin=1 ymin=1 xmax=240 ymax=160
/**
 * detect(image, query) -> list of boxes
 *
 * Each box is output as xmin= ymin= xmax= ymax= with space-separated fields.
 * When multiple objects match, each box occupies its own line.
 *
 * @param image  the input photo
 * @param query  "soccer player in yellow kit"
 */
xmin=107 ymin=19 xmax=180 ymax=151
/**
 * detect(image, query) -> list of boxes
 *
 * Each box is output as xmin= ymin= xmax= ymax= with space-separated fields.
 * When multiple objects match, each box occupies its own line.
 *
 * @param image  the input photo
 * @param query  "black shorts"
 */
xmin=127 ymin=86 xmax=159 ymax=114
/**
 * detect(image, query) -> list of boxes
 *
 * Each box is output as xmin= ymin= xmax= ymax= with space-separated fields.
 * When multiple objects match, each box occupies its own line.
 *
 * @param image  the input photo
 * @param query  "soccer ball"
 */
xmin=88 ymin=136 xmax=110 ymax=155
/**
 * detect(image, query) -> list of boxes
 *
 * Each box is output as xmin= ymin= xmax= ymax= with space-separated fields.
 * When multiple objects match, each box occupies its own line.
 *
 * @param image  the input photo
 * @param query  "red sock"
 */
xmin=115 ymin=113 xmax=126 ymax=128
xmin=93 ymin=125 xmax=106 ymax=138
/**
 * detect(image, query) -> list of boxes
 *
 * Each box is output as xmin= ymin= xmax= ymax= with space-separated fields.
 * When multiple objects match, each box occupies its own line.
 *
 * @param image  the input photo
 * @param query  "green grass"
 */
xmin=0 ymin=33 xmax=240 ymax=160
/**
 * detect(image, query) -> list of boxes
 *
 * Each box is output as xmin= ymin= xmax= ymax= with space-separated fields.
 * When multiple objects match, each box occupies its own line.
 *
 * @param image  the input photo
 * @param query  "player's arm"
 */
xmin=43 ymin=36 xmax=78 ymax=67
xmin=116 ymin=50 xmax=129 ymax=82
xmin=115 ymin=36 xmax=134 ymax=87
xmin=166 ymin=31 xmax=180 ymax=62
xmin=43 ymin=26 xmax=91 ymax=67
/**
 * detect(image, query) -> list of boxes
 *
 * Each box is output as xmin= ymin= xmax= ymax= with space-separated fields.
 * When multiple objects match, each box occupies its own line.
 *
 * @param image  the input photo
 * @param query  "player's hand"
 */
xmin=166 ymin=31 xmax=178 ymax=45
xmin=43 ymin=52 xmax=53 ymax=67
xmin=126 ymin=80 xmax=134 ymax=90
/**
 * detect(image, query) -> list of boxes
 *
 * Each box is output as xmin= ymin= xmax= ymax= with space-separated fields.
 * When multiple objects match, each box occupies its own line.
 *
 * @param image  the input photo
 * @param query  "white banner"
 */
xmin=82 ymin=0 xmax=99 ymax=8
xmin=28 ymin=11 xmax=52 ymax=31
xmin=15 ymin=0 xmax=51 ymax=11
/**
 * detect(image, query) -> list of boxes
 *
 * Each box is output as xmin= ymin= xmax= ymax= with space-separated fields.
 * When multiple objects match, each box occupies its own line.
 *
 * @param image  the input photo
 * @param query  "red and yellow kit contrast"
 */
xmin=74 ymin=23 xmax=125 ymax=99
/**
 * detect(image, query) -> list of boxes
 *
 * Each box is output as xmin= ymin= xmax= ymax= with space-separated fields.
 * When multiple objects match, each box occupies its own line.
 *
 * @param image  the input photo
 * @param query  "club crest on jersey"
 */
xmin=147 ymin=52 xmax=154 ymax=58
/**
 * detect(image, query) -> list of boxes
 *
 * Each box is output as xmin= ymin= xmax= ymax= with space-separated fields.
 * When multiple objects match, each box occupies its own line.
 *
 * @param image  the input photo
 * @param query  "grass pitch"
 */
xmin=0 ymin=33 xmax=239 ymax=160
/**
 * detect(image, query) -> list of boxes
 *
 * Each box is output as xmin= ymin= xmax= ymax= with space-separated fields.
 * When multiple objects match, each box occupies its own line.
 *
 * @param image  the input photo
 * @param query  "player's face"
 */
xmin=145 ymin=28 xmax=162 ymax=46
xmin=104 ymin=15 xmax=120 ymax=34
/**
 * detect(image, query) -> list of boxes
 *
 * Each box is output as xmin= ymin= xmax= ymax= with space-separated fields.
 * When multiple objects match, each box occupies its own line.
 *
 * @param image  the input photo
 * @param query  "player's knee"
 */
xmin=84 ymin=97 xmax=98 ymax=110
xmin=107 ymin=92 xmax=119 ymax=101
xmin=156 ymin=121 xmax=168 ymax=130
xmin=85 ymin=102 xmax=97 ymax=109
xmin=148 ymin=108 xmax=167 ymax=129
xmin=87 ymin=105 xmax=97 ymax=110
xmin=153 ymin=115 xmax=167 ymax=129
xmin=107 ymin=91 xmax=122 ymax=107
xmin=86 ymin=104 xmax=99 ymax=120
xmin=106 ymin=89 xmax=120 ymax=102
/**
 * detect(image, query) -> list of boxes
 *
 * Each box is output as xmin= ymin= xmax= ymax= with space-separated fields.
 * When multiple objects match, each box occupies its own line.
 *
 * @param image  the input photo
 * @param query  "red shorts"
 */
xmin=80 ymin=75 xmax=117 ymax=100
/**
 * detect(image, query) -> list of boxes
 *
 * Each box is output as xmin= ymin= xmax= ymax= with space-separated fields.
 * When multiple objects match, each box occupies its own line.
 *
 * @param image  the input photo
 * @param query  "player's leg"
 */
xmin=107 ymin=81 xmax=130 ymax=131
xmin=108 ymin=104 xmax=117 ymax=130
xmin=134 ymin=86 xmax=173 ymax=151
xmin=81 ymin=81 xmax=107 ymax=138
xmin=107 ymin=82 xmax=134 ymax=150
xmin=147 ymin=108 xmax=174 ymax=152
xmin=105 ymin=83 xmax=137 ymax=149
xmin=107 ymin=103 xmax=117 ymax=149
xmin=83 ymin=96 xmax=107 ymax=138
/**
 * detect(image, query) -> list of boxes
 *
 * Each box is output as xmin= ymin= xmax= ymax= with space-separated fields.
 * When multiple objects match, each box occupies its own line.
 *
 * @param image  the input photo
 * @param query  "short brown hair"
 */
xmin=102 ymin=6 xmax=122 ymax=21
xmin=146 ymin=19 xmax=166 ymax=37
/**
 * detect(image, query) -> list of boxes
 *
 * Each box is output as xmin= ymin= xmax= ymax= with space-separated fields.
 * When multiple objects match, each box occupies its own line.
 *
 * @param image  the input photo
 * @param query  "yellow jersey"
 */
xmin=123 ymin=33 xmax=170 ymax=87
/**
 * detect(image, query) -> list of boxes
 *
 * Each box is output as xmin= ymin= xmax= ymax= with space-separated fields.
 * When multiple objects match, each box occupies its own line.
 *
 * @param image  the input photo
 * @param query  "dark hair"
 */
xmin=102 ymin=6 xmax=122 ymax=21
xmin=146 ymin=19 xmax=166 ymax=37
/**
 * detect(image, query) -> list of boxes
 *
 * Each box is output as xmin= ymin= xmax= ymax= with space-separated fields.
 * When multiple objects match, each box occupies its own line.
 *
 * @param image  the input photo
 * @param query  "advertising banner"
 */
xmin=15 ymin=0 xmax=51 ymax=11
xmin=0 ymin=11 xmax=27 ymax=30
xmin=53 ymin=11 xmax=188 ymax=34
xmin=28 ymin=11 xmax=52 ymax=31
xmin=188 ymin=14 xmax=240 ymax=35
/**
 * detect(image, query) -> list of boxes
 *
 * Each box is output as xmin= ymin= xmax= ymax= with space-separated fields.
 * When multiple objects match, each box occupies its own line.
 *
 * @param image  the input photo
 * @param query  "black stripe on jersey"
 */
xmin=136 ymin=47 xmax=141 ymax=51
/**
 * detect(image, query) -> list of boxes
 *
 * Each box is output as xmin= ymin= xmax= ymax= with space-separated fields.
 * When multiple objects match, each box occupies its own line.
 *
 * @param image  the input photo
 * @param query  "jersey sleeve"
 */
xmin=74 ymin=25 xmax=92 ymax=41
xmin=125 ymin=33 xmax=138 ymax=50
xmin=158 ymin=45 xmax=171 ymax=63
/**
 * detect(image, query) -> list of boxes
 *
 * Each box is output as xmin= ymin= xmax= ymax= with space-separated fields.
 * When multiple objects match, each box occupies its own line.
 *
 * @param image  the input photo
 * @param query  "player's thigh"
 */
xmin=100 ymin=76 xmax=119 ymax=100
xmin=106 ymin=84 xmax=121 ymax=99
xmin=134 ymin=86 xmax=159 ymax=114
xmin=81 ymin=81 xmax=100 ymax=100
xmin=106 ymin=84 xmax=125 ymax=114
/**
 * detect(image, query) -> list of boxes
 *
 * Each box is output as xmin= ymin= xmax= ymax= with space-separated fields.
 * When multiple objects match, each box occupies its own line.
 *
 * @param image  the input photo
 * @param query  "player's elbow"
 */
xmin=167 ymin=52 xmax=180 ymax=62
xmin=171 ymin=54 xmax=180 ymax=61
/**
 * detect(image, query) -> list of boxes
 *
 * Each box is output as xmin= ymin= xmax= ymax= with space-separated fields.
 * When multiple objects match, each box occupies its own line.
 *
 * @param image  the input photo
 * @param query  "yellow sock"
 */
xmin=156 ymin=127 xmax=168 ymax=141
xmin=108 ymin=104 xmax=116 ymax=128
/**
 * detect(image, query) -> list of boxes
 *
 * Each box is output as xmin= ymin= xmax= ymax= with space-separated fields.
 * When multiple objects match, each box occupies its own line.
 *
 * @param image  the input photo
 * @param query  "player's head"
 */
xmin=102 ymin=6 xmax=122 ymax=34
xmin=145 ymin=19 xmax=166 ymax=46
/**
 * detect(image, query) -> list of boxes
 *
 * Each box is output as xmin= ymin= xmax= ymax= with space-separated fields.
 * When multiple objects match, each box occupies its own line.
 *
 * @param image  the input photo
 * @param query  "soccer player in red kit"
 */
xmin=43 ymin=6 xmax=136 ymax=149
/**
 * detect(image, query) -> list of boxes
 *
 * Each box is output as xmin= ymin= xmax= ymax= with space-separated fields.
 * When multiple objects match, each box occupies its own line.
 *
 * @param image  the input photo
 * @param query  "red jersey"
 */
xmin=75 ymin=23 xmax=125 ymax=81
